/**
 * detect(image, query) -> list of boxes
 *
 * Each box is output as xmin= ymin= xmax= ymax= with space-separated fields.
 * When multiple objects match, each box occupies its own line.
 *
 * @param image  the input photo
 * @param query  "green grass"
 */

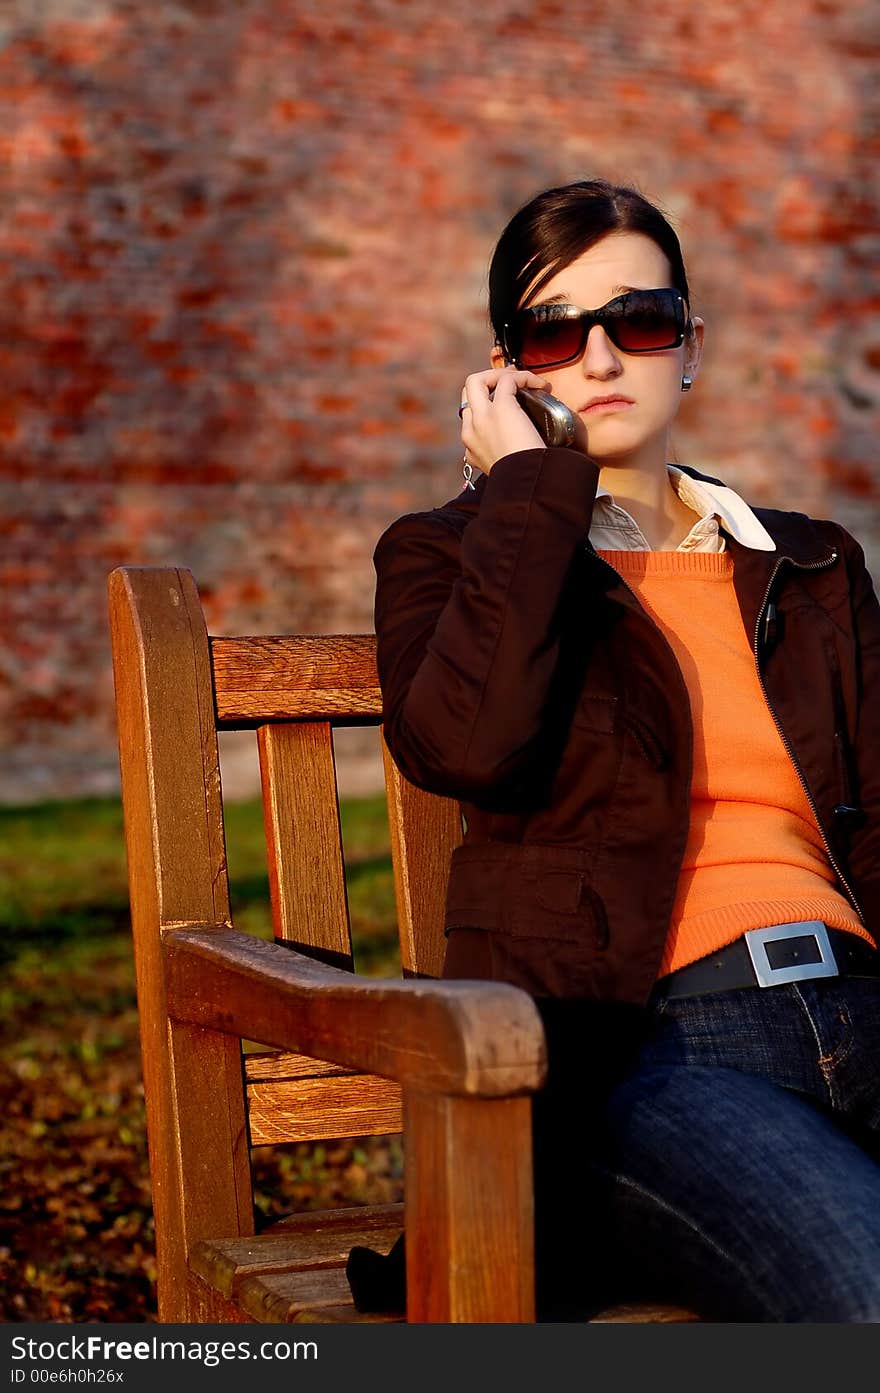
xmin=0 ymin=799 xmax=131 ymax=953
xmin=0 ymin=792 xmax=400 ymax=976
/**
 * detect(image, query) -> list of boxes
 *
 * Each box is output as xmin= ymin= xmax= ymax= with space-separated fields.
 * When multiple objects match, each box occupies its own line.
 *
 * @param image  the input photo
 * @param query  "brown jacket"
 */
xmin=373 ymin=447 xmax=880 ymax=1004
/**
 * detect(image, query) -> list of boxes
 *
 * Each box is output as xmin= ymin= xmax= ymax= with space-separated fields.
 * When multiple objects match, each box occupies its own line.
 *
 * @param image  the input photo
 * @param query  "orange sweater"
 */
xmin=599 ymin=549 xmax=870 ymax=974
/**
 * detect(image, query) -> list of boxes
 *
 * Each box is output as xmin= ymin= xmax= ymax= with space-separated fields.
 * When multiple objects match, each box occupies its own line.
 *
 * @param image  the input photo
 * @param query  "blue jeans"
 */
xmin=534 ymin=978 xmax=880 ymax=1322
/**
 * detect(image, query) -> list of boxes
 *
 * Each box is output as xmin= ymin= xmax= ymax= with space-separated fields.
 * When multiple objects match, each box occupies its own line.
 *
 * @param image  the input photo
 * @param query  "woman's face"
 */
xmin=493 ymin=230 xmax=703 ymax=471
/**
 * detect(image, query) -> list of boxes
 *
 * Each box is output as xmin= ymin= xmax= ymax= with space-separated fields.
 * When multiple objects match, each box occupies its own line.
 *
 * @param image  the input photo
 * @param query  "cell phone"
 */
xmin=516 ymin=388 xmax=577 ymax=448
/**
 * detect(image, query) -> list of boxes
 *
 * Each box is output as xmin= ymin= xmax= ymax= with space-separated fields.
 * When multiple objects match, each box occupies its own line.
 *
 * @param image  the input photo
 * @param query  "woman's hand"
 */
xmin=459 ymin=367 xmax=552 ymax=477
xmin=459 ymin=367 xmax=590 ymax=475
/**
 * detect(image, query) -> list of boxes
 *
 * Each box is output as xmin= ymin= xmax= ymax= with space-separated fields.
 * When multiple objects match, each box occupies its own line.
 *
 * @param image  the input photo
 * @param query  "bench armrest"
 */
xmin=163 ymin=926 xmax=546 ymax=1097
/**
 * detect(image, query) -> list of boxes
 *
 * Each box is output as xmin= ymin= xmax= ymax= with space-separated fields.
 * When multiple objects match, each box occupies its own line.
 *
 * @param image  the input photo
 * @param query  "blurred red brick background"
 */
xmin=1 ymin=0 xmax=877 ymax=801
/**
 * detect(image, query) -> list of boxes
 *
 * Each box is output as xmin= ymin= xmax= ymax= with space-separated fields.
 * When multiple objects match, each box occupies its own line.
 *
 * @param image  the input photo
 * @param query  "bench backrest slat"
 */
xmin=257 ymin=721 xmax=354 ymax=966
xmin=383 ymin=742 xmax=461 ymax=979
xmin=211 ymin=635 xmax=381 ymax=724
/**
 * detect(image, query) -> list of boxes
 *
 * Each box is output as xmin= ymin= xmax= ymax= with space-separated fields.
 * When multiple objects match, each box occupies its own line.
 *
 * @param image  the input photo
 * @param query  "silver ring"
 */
xmin=458 ymin=401 xmax=470 ymax=417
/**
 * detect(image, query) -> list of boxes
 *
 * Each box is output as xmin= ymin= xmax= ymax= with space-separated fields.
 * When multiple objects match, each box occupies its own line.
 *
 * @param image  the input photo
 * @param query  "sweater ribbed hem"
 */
xmin=598 ymin=549 xmax=734 ymax=578
xmin=660 ymin=894 xmax=874 ymax=976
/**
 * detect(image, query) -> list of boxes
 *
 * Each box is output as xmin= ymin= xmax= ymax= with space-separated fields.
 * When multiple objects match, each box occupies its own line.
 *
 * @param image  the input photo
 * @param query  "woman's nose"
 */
xmin=581 ymin=325 xmax=622 ymax=377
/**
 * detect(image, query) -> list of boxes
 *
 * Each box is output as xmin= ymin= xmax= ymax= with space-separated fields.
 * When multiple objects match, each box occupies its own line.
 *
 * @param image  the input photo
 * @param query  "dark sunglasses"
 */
xmin=503 ymin=288 xmax=689 ymax=369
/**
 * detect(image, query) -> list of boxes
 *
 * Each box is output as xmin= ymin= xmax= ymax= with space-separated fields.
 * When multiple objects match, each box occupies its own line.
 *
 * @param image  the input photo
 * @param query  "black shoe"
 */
xmin=346 ymin=1232 xmax=407 ymax=1314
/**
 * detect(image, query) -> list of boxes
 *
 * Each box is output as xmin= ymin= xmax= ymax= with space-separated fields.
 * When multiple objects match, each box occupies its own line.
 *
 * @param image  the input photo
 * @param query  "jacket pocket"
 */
xmin=444 ymin=841 xmax=602 ymax=944
xmin=570 ymin=693 xmax=618 ymax=735
xmin=621 ymin=709 xmax=670 ymax=770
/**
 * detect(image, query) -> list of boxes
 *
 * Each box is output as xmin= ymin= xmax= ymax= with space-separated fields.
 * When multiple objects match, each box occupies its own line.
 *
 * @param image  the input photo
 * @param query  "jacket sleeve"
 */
xmin=373 ymin=446 xmax=600 ymax=800
xmin=840 ymin=527 xmax=880 ymax=940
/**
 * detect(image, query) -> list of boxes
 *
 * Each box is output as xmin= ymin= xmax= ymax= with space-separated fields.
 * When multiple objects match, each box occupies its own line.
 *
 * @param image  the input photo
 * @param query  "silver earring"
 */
xmin=462 ymin=454 xmax=475 ymax=490
xmin=681 ymin=375 xmax=693 ymax=392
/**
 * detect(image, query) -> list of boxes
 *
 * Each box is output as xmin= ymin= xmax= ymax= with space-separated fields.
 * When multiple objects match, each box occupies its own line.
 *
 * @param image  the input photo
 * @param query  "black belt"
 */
xmin=652 ymin=921 xmax=880 ymax=1002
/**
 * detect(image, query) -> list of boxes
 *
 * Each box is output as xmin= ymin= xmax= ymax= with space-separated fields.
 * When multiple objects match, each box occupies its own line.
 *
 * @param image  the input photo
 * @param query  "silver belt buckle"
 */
xmin=744 ymin=920 xmax=838 ymax=988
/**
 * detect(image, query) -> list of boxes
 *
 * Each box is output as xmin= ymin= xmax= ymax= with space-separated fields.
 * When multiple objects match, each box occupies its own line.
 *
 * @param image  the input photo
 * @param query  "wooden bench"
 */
xmin=108 ymin=564 xmax=698 ymax=1324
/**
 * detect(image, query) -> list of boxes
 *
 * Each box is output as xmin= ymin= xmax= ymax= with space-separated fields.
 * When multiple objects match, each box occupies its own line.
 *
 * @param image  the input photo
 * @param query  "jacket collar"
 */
xmin=448 ymin=461 xmax=836 ymax=569
xmin=677 ymin=466 xmax=837 ymax=568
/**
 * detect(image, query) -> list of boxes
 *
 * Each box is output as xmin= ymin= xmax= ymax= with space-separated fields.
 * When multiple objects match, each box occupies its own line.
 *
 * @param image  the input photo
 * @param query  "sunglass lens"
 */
xmin=613 ymin=292 xmax=681 ymax=351
xmin=516 ymin=316 xmax=584 ymax=368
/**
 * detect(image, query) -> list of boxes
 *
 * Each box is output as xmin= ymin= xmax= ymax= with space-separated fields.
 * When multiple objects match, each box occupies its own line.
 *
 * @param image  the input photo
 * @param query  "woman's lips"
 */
xmin=580 ymin=395 xmax=635 ymax=416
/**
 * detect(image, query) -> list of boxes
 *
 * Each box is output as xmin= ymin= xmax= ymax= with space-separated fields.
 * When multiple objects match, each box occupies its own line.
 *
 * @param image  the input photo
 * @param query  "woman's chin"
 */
xmin=584 ymin=423 xmax=669 ymax=468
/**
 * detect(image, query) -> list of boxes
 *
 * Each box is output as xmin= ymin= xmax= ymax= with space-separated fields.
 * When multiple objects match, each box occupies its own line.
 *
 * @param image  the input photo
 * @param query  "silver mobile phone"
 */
xmin=516 ymin=388 xmax=577 ymax=447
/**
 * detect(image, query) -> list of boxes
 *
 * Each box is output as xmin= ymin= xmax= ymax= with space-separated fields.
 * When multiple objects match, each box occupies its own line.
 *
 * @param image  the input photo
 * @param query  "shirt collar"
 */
xmin=594 ymin=465 xmax=777 ymax=552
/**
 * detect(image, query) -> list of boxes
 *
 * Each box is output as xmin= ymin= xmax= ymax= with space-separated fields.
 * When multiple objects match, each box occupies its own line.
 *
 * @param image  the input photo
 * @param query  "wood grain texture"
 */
xmin=108 ymin=567 xmax=252 ymax=1322
xmin=383 ymin=736 xmax=461 ymax=979
xmin=109 ymin=568 xmax=231 ymax=932
xmin=190 ymin=1208 xmax=404 ymax=1297
xmin=247 ymin=1073 xmax=402 ymax=1145
xmin=404 ymin=1090 xmax=535 ymax=1322
xmin=186 ymin=1277 xmax=260 ymax=1323
xmin=244 ymin=1050 xmax=350 ymax=1082
xmin=236 ymin=1267 xmax=403 ymax=1323
xmin=269 ymin=1202 xmax=403 ymax=1235
xmin=257 ymin=722 xmax=353 ymax=961
xmin=211 ymin=635 xmax=381 ymax=725
xmin=164 ymin=926 xmax=547 ymax=1097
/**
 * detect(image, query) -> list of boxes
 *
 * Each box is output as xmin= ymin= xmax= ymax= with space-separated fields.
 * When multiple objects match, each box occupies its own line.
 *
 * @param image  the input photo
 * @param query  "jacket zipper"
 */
xmin=752 ymin=549 xmax=866 ymax=923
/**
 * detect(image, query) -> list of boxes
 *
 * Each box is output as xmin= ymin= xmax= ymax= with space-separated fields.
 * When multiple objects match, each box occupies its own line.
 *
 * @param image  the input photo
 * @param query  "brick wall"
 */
xmin=1 ymin=0 xmax=878 ymax=801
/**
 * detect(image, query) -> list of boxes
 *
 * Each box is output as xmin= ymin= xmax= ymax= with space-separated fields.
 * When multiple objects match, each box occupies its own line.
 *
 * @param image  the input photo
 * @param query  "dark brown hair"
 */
xmin=488 ymin=179 xmax=691 ymax=352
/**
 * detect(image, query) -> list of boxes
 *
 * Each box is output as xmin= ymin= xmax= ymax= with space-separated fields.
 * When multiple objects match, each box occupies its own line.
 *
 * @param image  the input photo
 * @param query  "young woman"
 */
xmin=371 ymin=180 xmax=880 ymax=1321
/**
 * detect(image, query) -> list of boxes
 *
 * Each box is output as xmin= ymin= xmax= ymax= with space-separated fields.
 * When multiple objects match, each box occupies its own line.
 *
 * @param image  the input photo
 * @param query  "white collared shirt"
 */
xmin=589 ymin=466 xmax=777 ymax=553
